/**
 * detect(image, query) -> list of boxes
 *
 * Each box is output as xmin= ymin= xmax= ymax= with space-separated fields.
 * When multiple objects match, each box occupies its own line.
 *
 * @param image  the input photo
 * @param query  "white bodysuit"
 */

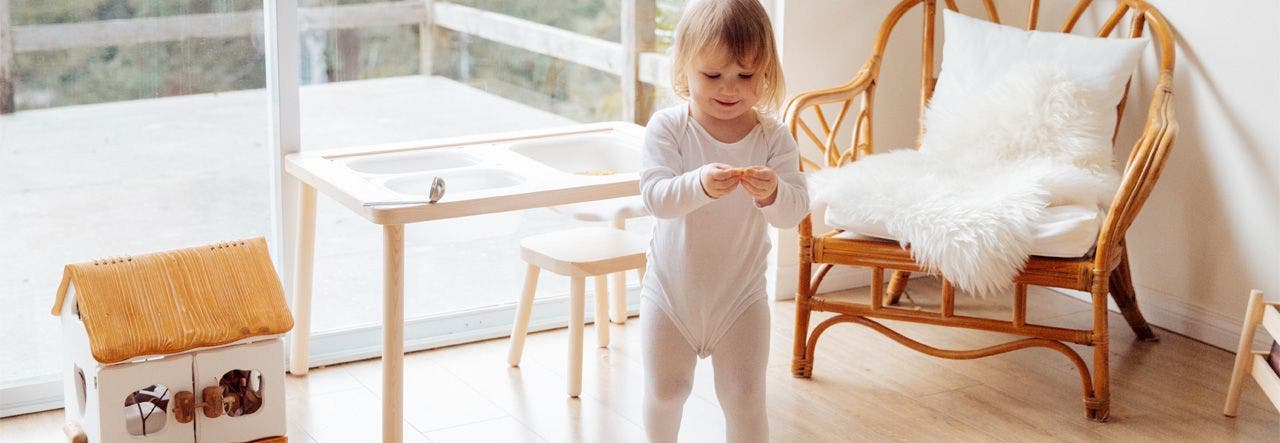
xmin=639 ymin=103 xmax=810 ymax=358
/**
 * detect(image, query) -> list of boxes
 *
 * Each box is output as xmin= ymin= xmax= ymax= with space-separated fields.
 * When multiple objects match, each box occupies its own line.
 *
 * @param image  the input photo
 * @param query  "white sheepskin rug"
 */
xmin=808 ymin=64 xmax=1120 ymax=295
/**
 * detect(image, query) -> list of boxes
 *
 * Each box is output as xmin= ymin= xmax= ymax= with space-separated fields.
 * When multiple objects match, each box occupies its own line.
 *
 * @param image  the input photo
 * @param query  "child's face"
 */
xmin=686 ymin=50 xmax=760 ymax=123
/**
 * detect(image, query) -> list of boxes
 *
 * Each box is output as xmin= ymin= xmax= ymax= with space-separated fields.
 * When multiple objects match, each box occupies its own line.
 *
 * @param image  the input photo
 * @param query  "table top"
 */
xmin=286 ymin=122 xmax=645 ymax=225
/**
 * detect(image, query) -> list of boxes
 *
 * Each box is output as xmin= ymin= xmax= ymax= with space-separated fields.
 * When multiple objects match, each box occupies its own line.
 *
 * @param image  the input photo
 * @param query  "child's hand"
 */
xmin=700 ymin=163 xmax=742 ymax=199
xmin=740 ymin=166 xmax=778 ymax=206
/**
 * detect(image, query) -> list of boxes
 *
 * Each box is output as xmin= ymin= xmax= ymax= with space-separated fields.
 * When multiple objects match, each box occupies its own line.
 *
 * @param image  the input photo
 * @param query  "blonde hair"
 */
xmin=670 ymin=0 xmax=786 ymax=115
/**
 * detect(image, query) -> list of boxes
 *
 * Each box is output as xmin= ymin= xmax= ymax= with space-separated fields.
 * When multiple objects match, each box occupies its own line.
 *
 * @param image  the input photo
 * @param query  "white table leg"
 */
xmin=383 ymin=224 xmax=405 ymax=443
xmin=288 ymin=184 xmax=317 ymax=375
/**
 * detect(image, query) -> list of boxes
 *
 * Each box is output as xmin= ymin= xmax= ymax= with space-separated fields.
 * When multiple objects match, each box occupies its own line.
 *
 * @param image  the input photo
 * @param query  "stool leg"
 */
xmin=609 ymin=271 xmax=628 ymax=324
xmin=568 ymin=276 xmax=586 ymax=397
xmin=594 ymin=275 xmax=610 ymax=347
xmin=1225 ymin=290 xmax=1266 ymax=416
xmin=609 ymin=218 xmax=629 ymax=325
xmin=507 ymin=264 xmax=540 ymax=367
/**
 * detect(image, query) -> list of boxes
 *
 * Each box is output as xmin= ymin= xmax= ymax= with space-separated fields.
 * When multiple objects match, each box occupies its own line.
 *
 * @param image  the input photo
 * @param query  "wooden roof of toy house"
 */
xmin=52 ymin=237 xmax=294 ymax=364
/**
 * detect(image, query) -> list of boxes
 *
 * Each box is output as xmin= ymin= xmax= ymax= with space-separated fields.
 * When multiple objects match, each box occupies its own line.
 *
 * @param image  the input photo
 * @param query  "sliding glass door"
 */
xmin=0 ymin=0 xmax=271 ymax=416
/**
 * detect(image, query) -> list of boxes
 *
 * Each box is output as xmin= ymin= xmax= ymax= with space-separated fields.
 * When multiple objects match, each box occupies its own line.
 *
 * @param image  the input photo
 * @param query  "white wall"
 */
xmin=1111 ymin=0 xmax=1280 ymax=349
xmin=769 ymin=0 xmax=932 ymax=298
xmin=773 ymin=0 xmax=1280 ymax=350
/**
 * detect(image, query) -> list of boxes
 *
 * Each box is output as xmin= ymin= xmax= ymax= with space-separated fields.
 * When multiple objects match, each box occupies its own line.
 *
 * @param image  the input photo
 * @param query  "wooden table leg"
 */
xmin=288 ymin=184 xmax=317 ymax=375
xmin=383 ymin=224 xmax=405 ymax=443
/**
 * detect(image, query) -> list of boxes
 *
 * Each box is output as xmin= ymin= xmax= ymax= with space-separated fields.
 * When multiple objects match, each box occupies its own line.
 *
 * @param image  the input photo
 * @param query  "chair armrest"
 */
xmin=1095 ymin=74 xmax=1178 ymax=269
xmin=783 ymin=58 xmax=880 ymax=171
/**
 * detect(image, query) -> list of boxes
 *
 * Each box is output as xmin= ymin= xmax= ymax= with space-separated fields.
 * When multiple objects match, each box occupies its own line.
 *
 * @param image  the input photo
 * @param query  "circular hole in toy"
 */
xmin=219 ymin=369 xmax=264 ymax=417
xmin=74 ymin=366 xmax=86 ymax=417
xmin=123 ymin=384 xmax=171 ymax=436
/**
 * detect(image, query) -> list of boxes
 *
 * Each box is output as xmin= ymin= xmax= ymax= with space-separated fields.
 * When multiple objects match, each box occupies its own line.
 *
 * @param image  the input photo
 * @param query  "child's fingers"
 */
xmin=746 ymin=167 xmax=775 ymax=179
xmin=741 ymin=174 xmax=775 ymax=188
xmin=711 ymin=175 xmax=739 ymax=186
xmin=713 ymin=178 xmax=739 ymax=192
xmin=709 ymin=168 xmax=738 ymax=181
xmin=711 ymin=163 xmax=738 ymax=175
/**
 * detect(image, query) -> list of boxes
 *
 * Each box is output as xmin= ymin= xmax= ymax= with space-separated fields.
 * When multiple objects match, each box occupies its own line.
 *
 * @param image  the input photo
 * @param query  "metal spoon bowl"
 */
xmin=363 ymin=176 xmax=446 ymax=207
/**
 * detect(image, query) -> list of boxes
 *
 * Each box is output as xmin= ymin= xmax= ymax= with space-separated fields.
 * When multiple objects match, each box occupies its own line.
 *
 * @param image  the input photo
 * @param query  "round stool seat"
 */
xmin=520 ymin=227 xmax=647 ymax=277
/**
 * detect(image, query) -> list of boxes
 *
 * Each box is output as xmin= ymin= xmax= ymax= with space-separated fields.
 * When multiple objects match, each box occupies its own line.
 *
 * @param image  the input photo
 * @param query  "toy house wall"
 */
xmin=99 ymin=355 xmax=195 ymax=441
xmin=60 ymin=284 xmax=197 ymax=441
xmin=193 ymin=338 xmax=287 ymax=442
xmin=59 ymin=285 xmax=102 ymax=441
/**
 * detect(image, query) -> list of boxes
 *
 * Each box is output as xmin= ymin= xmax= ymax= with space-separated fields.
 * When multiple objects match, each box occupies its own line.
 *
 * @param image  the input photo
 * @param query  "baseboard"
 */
xmin=1049 ymin=286 xmax=1265 ymax=352
xmin=0 ymin=377 xmax=61 ymax=418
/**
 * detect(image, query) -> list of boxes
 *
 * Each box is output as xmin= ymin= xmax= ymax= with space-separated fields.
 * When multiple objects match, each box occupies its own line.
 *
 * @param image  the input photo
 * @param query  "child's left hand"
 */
xmin=739 ymin=166 xmax=778 ymax=206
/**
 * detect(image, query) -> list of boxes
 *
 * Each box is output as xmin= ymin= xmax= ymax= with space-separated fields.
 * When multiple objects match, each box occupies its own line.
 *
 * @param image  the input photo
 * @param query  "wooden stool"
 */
xmin=507 ymin=227 xmax=647 ymax=397
xmin=1225 ymin=290 xmax=1280 ymax=416
xmin=550 ymin=196 xmax=650 ymax=324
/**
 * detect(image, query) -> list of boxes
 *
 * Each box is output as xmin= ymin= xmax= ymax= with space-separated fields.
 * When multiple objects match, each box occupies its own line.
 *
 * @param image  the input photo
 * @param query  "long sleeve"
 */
xmin=757 ymin=128 xmax=810 ymax=228
xmin=640 ymin=114 xmax=715 ymax=219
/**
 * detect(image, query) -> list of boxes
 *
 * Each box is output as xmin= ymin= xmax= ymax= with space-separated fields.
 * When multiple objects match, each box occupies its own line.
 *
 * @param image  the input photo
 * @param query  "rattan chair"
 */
xmin=785 ymin=0 xmax=1177 ymax=421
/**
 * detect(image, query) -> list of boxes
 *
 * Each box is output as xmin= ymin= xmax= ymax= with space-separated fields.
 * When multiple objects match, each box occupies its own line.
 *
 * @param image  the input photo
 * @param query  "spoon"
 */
xmin=363 ymin=176 xmax=446 ymax=206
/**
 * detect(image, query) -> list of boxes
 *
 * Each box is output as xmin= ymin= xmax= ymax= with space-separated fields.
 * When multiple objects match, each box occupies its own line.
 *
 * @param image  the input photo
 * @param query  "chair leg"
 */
xmin=793 ymin=246 xmax=814 ymax=378
xmin=609 ymin=271 xmax=628 ymax=324
xmin=1087 ymin=277 xmax=1111 ymax=422
xmin=507 ymin=264 xmax=540 ymax=367
xmin=886 ymin=271 xmax=911 ymax=305
xmin=1109 ymin=250 xmax=1158 ymax=341
xmin=568 ymin=276 xmax=586 ymax=397
xmin=594 ymin=275 xmax=610 ymax=348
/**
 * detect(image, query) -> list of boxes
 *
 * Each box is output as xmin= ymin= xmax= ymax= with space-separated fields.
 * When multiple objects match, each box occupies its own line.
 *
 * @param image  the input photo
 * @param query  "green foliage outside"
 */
xmin=9 ymin=0 xmax=687 ymax=121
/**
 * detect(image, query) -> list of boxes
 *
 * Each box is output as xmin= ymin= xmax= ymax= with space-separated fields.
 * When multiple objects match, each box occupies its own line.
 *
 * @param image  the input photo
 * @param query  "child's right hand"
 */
xmin=699 ymin=163 xmax=742 ymax=199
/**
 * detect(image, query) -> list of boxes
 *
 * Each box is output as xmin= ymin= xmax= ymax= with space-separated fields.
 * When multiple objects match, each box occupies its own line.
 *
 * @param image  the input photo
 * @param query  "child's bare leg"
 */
xmin=711 ymin=298 xmax=770 ymax=443
xmin=642 ymin=298 xmax=697 ymax=443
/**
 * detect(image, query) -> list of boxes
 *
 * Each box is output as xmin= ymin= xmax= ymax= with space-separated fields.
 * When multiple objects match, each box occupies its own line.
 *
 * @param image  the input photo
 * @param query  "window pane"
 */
xmin=0 ymin=1 xmax=270 ymax=387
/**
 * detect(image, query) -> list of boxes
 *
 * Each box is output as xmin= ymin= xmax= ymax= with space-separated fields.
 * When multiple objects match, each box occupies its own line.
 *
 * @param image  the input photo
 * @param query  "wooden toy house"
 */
xmin=52 ymin=238 xmax=293 ymax=442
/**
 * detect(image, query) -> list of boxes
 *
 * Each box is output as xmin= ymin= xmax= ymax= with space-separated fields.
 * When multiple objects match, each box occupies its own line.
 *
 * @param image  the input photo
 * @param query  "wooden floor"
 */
xmin=3 ymin=279 xmax=1277 ymax=442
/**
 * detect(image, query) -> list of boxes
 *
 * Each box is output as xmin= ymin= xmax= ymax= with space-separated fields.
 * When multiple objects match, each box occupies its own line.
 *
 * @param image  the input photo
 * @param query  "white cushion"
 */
xmin=931 ymin=9 xmax=1147 ymax=144
xmin=808 ymin=12 xmax=1143 ymax=292
xmin=829 ymin=204 xmax=1102 ymax=258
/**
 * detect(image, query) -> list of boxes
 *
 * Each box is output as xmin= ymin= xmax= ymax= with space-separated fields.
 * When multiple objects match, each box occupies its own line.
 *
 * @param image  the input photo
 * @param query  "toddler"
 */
xmin=639 ymin=1 xmax=808 ymax=441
